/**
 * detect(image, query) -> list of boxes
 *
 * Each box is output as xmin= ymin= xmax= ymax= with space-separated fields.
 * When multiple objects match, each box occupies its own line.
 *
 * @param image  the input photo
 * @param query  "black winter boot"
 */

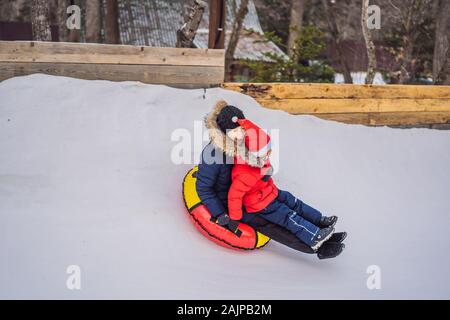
xmin=319 ymin=215 xmax=338 ymax=228
xmin=317 ymin=242 xmax=345 ymax=260
xmin=326 ymin=231 xmax=347 ymax=244
xmin=311 ymin=227 xmax=335 ymax=251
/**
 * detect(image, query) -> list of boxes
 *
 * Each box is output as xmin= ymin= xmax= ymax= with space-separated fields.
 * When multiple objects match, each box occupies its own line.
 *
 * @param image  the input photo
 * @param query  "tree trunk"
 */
xmin=31 ymin=0 xmax=52 ymax=41
xmin=398 ymin=3 xmax=415 ymax=84
xmin=444 ymin=61 xmax=450 ymax=85
xmin=48 ymin=0 xmax=59 ymax=27
xmin=433 ymin=0 xmax=450 ymax=84
xmin=361 ymin=0 xmax=377 ymax=84
xmin=105 ymin=0 xmax=120 ymax=44
xmin=399 ymin=33 xmax=415 ymax=84
xmin=208 ymin=0 xmax=226 ymax=49
xmin=389 ymin=0 xmax=434 ymax=84
xmin=86 ymin=0 xmax=102 ymax=43
xmin=176 ymin=0 xmax=207 ymax=48
xmin=68 ymin=29 xmax=80 ymax=42
xmin=225 ymin=0 xmax=249 ymax=81
xmin=57 ymin=0 xmax=68 ymax=42
xmin=287 ymin=0 xmax=307 ymax=59
xmin=321 ymin=0 xmax=352 ymax=84
xmin=66 ymin=0 xmax=81 ymax=42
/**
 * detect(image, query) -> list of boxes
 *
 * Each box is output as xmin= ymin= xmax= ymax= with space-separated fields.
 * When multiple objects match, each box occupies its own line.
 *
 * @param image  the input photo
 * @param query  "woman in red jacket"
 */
xmin=227 ymin=118 xmax=336 ymax=251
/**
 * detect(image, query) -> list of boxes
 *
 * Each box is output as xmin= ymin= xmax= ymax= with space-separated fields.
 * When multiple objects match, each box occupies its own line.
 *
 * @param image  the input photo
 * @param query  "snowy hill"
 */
xmin=1 ymin=74 xmax=450 ymax=299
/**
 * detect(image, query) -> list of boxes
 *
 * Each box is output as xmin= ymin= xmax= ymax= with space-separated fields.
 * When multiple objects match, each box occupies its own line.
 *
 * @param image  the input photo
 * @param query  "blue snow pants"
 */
xmin=242 ymin=190 xmax=323 ymax=247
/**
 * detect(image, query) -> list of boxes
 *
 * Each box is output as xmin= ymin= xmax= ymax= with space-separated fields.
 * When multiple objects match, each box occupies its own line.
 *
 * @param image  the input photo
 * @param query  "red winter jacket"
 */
xmin=228 ymin=162 xmax=279 ymax=221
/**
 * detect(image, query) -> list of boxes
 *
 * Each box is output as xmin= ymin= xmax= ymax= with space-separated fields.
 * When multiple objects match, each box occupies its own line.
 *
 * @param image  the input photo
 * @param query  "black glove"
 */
xmin=227 ymin=220 xmax=242 ymax=237
xmin=215 ymin=213 xmax=230 ymax=226
xmin=211 ymin=214 xmax=242 ymax=237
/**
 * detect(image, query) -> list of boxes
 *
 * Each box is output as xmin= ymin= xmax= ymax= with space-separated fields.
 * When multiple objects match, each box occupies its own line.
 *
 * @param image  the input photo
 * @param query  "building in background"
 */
xmin=0 ymin=0 xmax=286 ymax=81
xmin=117 ymin=0 xmax=286 ymax=81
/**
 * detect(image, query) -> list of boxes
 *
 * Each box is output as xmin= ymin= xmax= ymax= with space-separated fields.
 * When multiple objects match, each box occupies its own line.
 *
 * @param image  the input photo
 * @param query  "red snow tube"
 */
xmin=182 ymin=166 xmax=270 ymax=250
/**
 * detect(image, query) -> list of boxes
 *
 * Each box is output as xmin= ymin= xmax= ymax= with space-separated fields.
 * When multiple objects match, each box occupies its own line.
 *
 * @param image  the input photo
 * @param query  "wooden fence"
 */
xmin=1 ymin=40 xmax=450 ymax=126
xmin=0 ymin=41 xmax=225 ymax=86
xmin=223 ymin=83 xmax=450 ymax=126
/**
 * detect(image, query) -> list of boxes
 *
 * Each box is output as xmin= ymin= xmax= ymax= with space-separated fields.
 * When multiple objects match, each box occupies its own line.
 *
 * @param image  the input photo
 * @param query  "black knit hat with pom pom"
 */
xmin=216 ymin=105 xmax=245 ymax=133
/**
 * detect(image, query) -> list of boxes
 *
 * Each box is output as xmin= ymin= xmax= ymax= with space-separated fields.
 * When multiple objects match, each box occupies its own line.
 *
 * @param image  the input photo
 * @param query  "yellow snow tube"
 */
xmin=182 ymin=166 xmax=270 ymax=250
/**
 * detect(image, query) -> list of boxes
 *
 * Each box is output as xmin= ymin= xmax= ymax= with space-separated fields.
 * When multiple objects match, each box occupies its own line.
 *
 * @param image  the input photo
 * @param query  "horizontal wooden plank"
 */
xmin=257 ymin=98 xmax=450 ymax=113
xmin=223 ymin=82 xmax=450 ymax=99
xmin=0 ymin=62 xmax=224 ymax=84
xmin=316 ymin=112 xmax=450 ymax=126
xmin=314 ymin=113 xmax=371 ymax=125
xmin=0 ymin=41 xmax=225 ymax=67
xmin=368 ymin=111 xmax=450 ymax=126
xmin=223 ymin=83 xmax=450 ymax=125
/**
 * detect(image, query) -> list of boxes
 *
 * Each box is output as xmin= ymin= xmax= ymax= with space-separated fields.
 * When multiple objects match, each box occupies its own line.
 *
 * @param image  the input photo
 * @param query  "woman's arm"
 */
xmin=196 ymin=163 xmax=227 ymax=217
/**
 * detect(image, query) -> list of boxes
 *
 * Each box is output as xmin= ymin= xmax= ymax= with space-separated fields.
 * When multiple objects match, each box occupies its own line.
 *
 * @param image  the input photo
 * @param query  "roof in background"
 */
xmin=117 ymin=0 xmax=286 ymax=61
xmin=193 ymin=0 xmax=286 ymax=61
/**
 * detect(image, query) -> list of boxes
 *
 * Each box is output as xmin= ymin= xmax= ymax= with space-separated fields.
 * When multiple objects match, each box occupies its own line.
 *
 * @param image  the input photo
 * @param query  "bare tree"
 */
xmin=321 ymin=0 xmax=352 ymax=83
xmin=388 ymin=0 xmax=434 ymax=84
xmin=287 ymin=0 xmax=307 ymax=59
xmin=395 ymin=1 xmax=416 ymax=83
xmin=86 ymin=0 xmax=102 ymax=43
xmin=176 ymin=0 xmax=207 ymax=48
xmin=66 ymin=0 xmax=81 ymax=42
xmin=57 ymin=0 xmax=68 ymax=42
xmin=31 ymin=0 xmax=52 ymax=41
xmin=433 ymin=0 xmax=450 ymax=84
xmin=225 ymin=0 xmax=249 ymax=81
xmin=0 ymin=0 xmax=28 ymax=21
xmin=361 ymin=0 xmax=377 ymax=84
xmin=105 ymin=0 xmax=120 ymax=44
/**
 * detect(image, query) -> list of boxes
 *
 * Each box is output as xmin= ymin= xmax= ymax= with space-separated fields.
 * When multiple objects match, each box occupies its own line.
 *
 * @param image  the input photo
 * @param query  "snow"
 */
xmin=335 ymin=72 xmax=386 ymax=84
xmin=1 ymin=74 xmax=450 ymax=299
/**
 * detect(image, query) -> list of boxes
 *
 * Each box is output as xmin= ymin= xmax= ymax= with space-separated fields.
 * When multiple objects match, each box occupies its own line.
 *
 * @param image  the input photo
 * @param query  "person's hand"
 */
xmin=216 ymin=213 xmax=230 ymax=226
xmin=227 ymin=220 xmax=242 ymax=237
xmin=212 ymin=214 xmax=242 ymax=237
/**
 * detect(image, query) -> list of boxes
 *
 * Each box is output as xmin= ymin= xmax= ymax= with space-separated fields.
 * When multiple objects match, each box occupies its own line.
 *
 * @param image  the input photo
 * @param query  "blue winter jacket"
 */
xmin=195 ymin=100 xmax=236 ymax=217
xmin=196 ymin=142 xmax=232 ymax=217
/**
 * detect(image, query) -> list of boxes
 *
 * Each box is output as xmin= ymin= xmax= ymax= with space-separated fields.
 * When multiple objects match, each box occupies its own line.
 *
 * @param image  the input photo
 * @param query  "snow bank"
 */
xmin=1 ymin=74 xmax=450 ymax=299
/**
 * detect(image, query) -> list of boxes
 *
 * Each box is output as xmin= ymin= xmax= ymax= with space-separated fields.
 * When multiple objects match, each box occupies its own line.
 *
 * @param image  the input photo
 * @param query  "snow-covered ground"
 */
xmin=1 ymin=74 xmax=450 ymax=299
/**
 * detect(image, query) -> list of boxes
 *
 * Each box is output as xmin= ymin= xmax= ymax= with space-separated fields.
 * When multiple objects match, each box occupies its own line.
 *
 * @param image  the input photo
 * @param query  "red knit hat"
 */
xmin=236 ymin=119 xmax=271 ymax=158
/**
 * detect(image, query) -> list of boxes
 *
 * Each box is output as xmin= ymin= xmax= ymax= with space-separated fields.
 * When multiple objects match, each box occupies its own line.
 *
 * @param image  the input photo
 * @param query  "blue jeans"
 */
xmin=242 ymin=190 xmax=323 ymax=247
xmin=276 ymin=190 xmax=322 ymax=225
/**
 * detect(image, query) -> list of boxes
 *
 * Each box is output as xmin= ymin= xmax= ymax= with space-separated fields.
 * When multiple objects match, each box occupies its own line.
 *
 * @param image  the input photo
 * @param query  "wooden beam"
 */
xmin=316 ymin=112 xmax=450 ymax=126
xmin=0 ymin=41 xmax=225 ymax=66
xmin=222 ymin=82 xmax=450 ymax=126
xmin=0 ymin=62 xmax=224 ymax=85
xmin=223 ymin=83 xmax=450 ymax=99
xmin=258 ymin=98 xmax=450 ymax=114
xmin=104 ymin=0 xmax=120 ymax=44
xmin=0 ymin=41 xmax=225 ymax=85
xmin=208 ymin=0 xmax=226 ymax=49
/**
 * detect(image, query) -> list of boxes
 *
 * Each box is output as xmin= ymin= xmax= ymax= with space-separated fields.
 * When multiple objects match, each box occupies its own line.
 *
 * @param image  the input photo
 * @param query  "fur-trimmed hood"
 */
xmin=205 ymin=100 xmax=266 ymax=168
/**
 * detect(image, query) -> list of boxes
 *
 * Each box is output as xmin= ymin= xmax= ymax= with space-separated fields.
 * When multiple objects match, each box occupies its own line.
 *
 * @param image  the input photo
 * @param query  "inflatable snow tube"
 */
xmin=182 ymin=166 xmax=270 ymax=250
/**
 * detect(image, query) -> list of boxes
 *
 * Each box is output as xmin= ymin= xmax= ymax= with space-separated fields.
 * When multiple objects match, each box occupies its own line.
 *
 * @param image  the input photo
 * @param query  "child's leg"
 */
xmin=258 ymin=200 xmax=320 ymax=247
xmin=277 ymin=190 xmax=322 ymax=225
xmin=244 ymin=215 xmax=315 ymax=254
